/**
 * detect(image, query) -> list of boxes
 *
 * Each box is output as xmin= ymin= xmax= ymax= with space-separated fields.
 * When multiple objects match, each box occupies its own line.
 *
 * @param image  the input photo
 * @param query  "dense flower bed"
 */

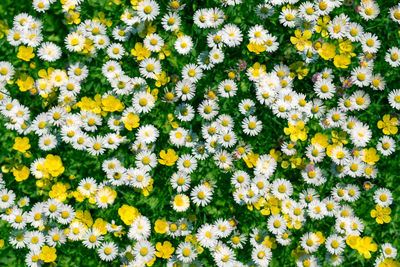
xmin=0 ymin=0 xmax=399 ymax=266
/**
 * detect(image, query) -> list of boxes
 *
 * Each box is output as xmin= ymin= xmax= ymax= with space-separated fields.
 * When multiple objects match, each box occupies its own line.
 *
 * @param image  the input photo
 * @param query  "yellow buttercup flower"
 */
xmin=247 ymin=42 xmax=267 ymax=54
xmin=75 ymin=210 xmax=94 ymax=227
xmin=290 ymin=30 xmax=312 ymax=51
xmin=158 ymin=149 xmax=178 ymax=166
xmin=118 ymin=205 xmax=140 ymax=225
xmin=311 ymin=133 xmax=329 ymax=148
xmin=43 ymin=154 xmax=65 ymax=177
xmin=39 ymin=246 xmax=57 ymax=263
xmin=154 ymin=219 xmax=169 ymax=234
xmin=101 ymin=95 xmax=125 ymax=112
xmin=377 ymin=114 xmax=398 ymax=135
xmin=155 ymin=241 xmax=175 ymax=259
xmin=315 ymin=15 xmax=330 ymax=37
xmin=12 ymin=165 xmax=30 ymax=182
xmin=131 ymin=42 xmax=151 ymax=60
xmin=155 ymin=71 xmax=170 ymax=87
xmin=243 ymin=151 xmax=259 ymax=168
xmin=49 ymin=182 xmax=69 ymax=202
xmin=318 ymin=42 xmax=336 ymax=60
xmin=371 ymin=205 xmax=391 ymax=224
xmin=16 ymin=75 xmax=35 ymax=92
xmin=93 ymin=218 xmax=108 ymax=235
xmin=17 ymin=46 xmax=35 ymax=61
xmin=122 ymin=113 xmax=140 ymax=131
xmin=284 ymin=121 xmax=308 ymax=142
xmin=13 ymin=137 xmax=31 ymax=153
xmin=361 ymin=148 xmax=380 ymax=165
xmin=333 ymin=54 xmax=351 ymax=68
xmin=347 ymin=236 xmax=377 ymax=259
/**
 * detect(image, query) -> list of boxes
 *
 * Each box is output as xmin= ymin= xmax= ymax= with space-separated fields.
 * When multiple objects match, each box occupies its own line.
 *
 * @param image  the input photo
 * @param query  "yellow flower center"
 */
xmin=93 ymin=143 xmax=101 ymax=150
xmin=278 ymin=185 xmax=286 ymax=193
xmin=61 ymin=211 xmax=69 ymax=218
xmin=350 ymin=28 xmax=358 ymax=36
xmin=105 ymin=247 xmax=112 ymax=255
xmin=89 ymin=235 xmax=97 ymax=243
xmin=146 ymin=64 xmax=154 ymax=72
xmin=350 ymin=163 xmax=358 ymax=171
xmin=306 ymin=8 xmax=314 ymax=15
xmin=144 ymin=6 xmax=152 ymax=14
xmin=365 ymin=8 xmax=373 ymax=16
xmin=49 ymin=204 xmax=57 ymax=212
xmin=285 ymin=14 xmax=294 ymax=21
xmin=182 ymin=248 xmax=191 ymax=257
xmin=53 ymin=234 xmax=60 ymax=241
xmin=356 ymin=97 xmax=364 ymax=105
xmin=198 ymin=192 xmax=205 ymax=199
xmin=139 ymin=98 xmax=148 ymax=106
xmin=0 ymin=68 xmax=8 ymax=75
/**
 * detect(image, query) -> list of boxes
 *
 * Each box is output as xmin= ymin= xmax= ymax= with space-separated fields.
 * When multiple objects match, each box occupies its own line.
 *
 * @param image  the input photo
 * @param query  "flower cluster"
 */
xmin=0 ymin=0 xmax=399 ymax=266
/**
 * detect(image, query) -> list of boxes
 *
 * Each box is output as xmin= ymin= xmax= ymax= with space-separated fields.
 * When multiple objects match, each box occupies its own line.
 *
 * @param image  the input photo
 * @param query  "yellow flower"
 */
xmin=13 ymin=137 xmax=31 ymax=153
xmin=331 ymin=130 xmax=348 ymax=146
xmin=315 ymin=15 xmax=330 ymax=37
xmin=311 ymin=133 xmax=329 ymax=148
xmin=122 ymin=113 xmax=140 ymax=131
xmin=290 ymin=30 xmax=312 ymax=51
xmin=131 ymin=42 xmax=151 ymax=61
xmin=12 ymin=165 xmax=30 ymax=182
xmin=154 ymin=219 xmax=169 ymax=234
xmin=101 ymin=95 xmax=125 ymax=112
xmin=17 ymin=46 xmax=35 ymax=61
xmin=118 ymin=205 xmax=140 ymax=225
xmin=0 ymin=239 xmax=4 ymax=248
xmin=168 ymin=114 xmax=179 ymax=129
xmin=49 ymin=182 xmax=69 ymax=202
xmin=318 ymin=42 xmax=336 ymax=60
xmin=377 ymin=114 xmax=398 ymax=135
xmin=93 ymin=218 xmax=108 ymax=235
xmin=76 ymin=95 xmax=102 ymax=114
xmin=94 ymin=12 xmax=112 ymax=27
xmin=75 ymin=210 xmax=93 ymax=227
xmin=158 ymin=44 xmax=171 ymax=60
xmin=243 ymin=151 xmax=259 ymax=168
xmin=155 ymin=241 xmax=175 ymax=259
xmin=158 ymin=149 xmax=178 ymax=166
xmin=0 ymin=20 xmax=8 ymax=39
xmin=16 ymin=76 xmax=35 ymax=92
xmin=315 ymin=232 xmax=325 ymax=244
xmin=289 ymin=61 xmax=309 ymax=80
xmin=378 ymin=258 xmax=400 ymax=267
xmin=262 ymin=236 xmax=277 ymax=249
xmin=284 ymin=121 xmax=307 ymax=142
xmin=247 ymin=42 xmax=267 ymax=54
xmin=333 ymin=54 xmax=351 ymax=69
xmin=43 ymin=154 xmax=64 ymax=177
xmin=39 ymin=246 xmax=57 ymax=263
xmin=361 ymin=148 xmax=379 ymax=165
xmin=338 ymin=39 xmax=355 ymax=57
xmin=371 ymin=205 xmax=391 ymax=224
xmin=269 ymin=149 xmax=282 ymax=162
xmin=354 ymin=236 xmax=377 ymax=259
xmin=72 ymin=191 xmax=86 ymax=202
xmin=155 ymin=71 xmax=170 ymax=87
